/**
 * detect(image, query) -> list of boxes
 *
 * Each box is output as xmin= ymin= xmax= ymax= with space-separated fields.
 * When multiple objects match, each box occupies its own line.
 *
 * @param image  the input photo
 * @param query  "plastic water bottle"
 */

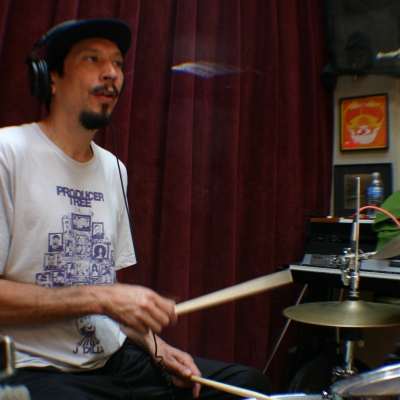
xmin=366 ymin=172 xmax=384 ymax=218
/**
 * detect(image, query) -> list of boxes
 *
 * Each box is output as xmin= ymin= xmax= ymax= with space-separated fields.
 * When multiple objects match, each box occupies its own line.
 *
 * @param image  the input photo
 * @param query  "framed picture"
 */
xmin=340 ymin=93 xmax=389 ymax=151
xmin=333 ymin=163 xmax=392 ymax=217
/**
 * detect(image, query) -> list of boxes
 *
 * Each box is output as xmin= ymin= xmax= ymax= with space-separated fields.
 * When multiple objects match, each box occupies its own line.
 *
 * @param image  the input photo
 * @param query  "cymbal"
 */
xmin=374 ymin=234 xmax=400 ymax=259
xmin=283 ymin=300 xmax=400 ymax=328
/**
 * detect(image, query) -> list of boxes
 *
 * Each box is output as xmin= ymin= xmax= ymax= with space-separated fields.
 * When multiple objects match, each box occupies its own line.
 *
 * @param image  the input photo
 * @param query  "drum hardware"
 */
xmin=331 ymin=328 xmax=364 ymax=380
xmin=330 ymin=250 xmax=376 ymax=287
xmin=283 ymin=298 xmax=400 ymax=385
xmin=284 ymin=179 xmax=400 ymax=390
xmin=0 ymin=336 xmax=14 ymax=383
xmin=330 ymin=362 xmax=400 ymax=399
xmin=263 ymin=284 xmax=309 ymax=374
xmin=323 ymin=179 xmax=364 ymax=299
xmin=194 ymin=344 xmax=400 ymax=400
xmin=0 ymin=335 xmax=30 ymax=399
xmin=174 ymin=180 xmax=400 ymax=398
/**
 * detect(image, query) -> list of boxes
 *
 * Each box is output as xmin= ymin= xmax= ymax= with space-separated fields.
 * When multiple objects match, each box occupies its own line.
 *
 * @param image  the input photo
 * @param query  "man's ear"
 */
xmin=49 ymin=71 xmax=56 ymax=95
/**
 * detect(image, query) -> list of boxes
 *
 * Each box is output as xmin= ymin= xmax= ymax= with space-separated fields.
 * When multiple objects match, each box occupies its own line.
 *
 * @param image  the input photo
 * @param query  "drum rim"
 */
xmin=332 ymin=363 xmax=400 ymax=396
xmin=271 ymin=395 xmax=323 ymax=399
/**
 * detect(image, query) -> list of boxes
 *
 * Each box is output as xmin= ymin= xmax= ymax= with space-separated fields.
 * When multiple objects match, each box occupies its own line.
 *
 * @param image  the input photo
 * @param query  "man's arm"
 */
xmin=121 ymin=325 xmax=202 ymax=398
xmin=0 ymin=279 xmax=176 ymax=334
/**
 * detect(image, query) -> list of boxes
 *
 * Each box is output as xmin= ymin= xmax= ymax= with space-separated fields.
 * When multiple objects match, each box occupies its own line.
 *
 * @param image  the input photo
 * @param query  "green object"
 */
xmin=372 ymin=190 xmax=400 ymax=250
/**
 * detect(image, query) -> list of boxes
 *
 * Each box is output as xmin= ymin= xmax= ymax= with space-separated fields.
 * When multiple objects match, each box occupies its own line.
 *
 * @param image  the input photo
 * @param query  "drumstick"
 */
xmin=190 ymin=375 xmax=271 ymax=399
xmin=175 ymin=269 xmax=292 ymax=315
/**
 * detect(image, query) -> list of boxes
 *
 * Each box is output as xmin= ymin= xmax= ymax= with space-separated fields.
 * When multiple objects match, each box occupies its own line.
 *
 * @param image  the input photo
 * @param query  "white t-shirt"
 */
xmin=0 ymin=123 xmax=136 ymax=371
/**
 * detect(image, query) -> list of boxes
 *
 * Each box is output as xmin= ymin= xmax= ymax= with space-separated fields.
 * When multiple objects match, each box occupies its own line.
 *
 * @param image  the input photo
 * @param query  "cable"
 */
xmin=109 ymin=120 xmax=174 ymax=399
xmin=110 ymin=120 xmax=143 ymax=285
xmin=153 ymin=331 xmax=175 ymax=399
xmin=358 ymin=206 xmax=400 ymax=228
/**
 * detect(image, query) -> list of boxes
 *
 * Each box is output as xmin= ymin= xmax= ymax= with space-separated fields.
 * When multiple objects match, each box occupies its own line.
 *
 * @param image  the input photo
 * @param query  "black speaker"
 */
xmin=324 ymin=0 xmax=400 ymax=77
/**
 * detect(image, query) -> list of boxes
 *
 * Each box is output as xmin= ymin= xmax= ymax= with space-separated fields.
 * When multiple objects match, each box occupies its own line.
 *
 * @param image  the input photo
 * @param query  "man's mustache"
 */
xmin=90 ymin=84 xmax=120 ymax=98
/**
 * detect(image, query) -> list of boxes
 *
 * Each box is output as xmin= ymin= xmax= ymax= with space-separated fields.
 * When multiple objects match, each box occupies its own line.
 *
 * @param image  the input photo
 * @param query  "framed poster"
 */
xmin=340 ymin=94 xmax=389 ymax=151
xmin=333 ymin=163 xmax=392 ymax=217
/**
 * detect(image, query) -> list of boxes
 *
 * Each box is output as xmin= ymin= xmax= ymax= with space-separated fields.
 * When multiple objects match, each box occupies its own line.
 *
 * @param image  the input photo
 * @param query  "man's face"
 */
xmin=82 ymin=315 xmax=94 ymax=328
xmin=50 ymin=38 xmax=124 ymax=129
xmin=53 ymin=236 xmax=59 ymax=245
xmin=48 ymin=255 xmax=55 ymax=265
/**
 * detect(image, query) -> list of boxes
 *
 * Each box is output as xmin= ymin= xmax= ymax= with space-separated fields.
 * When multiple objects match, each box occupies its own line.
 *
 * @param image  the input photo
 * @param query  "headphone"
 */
xmin=26 ymin=22 xmax=71 ymax=106
xmin=26 ymin=35 xmax=52 ymax=105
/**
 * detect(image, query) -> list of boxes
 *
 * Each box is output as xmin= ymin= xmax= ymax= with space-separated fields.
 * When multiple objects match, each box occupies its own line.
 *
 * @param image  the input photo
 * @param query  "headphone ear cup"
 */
xmin=27 ymin=58 xmax=40 ymax=98
xmin=27 ymin=57 xmax=50 ymax=104
xmin=37 ymin=58 xmax=50 ymax=104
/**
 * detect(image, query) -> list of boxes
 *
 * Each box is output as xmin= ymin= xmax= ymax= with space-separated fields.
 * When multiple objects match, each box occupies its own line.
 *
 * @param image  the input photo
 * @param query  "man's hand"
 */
xmin=154 ymin=338 xmax=202 ymax=398
xmin=103 ymin=284 xmax=177 ymax=334
xmin=121 ymin=327 xmax=202 ymax=398
xmin=0 ymin=280 xmax=175 ymax=331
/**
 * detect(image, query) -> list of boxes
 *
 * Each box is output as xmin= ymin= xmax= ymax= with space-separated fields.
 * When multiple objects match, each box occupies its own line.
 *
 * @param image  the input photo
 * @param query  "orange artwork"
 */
xmin=340 ymin=94 xmax=388 ymax=150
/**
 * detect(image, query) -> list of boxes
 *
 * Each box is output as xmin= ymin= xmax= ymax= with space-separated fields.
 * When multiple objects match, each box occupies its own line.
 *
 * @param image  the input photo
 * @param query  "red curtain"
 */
xmin=0 ymin=0 xmax=333 ymax=392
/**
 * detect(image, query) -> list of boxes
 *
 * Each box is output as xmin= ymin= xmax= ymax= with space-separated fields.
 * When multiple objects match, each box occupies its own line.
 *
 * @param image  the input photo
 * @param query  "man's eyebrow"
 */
xmin=79 ymin=47 xmax=123 ymax=58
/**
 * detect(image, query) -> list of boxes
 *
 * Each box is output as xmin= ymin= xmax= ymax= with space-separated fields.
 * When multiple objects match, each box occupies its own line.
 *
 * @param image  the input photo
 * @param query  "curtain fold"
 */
xmin=0 ymin=0 xmax=333 ymax=391
xmin=0 ymin=0 xmax=11 ymax=57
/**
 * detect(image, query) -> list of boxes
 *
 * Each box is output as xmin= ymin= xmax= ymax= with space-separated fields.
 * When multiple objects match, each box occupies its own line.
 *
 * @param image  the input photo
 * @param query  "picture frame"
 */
xmin=340 ymin=93 xmax=389 ymax=151
xmin=71 ymin=213 xmax=92 ymax=232
xmin=333 ymin=163 xmax=392 ymax=217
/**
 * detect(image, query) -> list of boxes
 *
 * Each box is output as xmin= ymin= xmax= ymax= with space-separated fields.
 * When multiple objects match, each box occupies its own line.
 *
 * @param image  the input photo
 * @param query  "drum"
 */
xmin=271 ymin=395 xmax=325 ymax=400
xmin=332 ymin=363 xmax=400 ymax=399
xmin=244 ymin=395 xmax=324 ymax=400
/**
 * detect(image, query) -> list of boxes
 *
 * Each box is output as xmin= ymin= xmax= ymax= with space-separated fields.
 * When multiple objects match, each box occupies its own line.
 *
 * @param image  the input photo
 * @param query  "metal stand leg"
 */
xmin=332 ymin=328 xmax=363 ymax=381
xmin=263 ymin=284 xmax=308 ymax=374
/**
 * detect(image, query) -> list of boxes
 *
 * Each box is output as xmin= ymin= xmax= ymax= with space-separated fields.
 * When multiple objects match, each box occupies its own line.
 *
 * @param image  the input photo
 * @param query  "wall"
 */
xmin=332 ymin=74 xmax=400 ymax=214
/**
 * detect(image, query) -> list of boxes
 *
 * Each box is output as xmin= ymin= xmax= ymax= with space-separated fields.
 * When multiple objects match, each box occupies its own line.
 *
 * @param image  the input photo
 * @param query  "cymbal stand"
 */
xmin=348 ymin=177 xmax=361 ymax=300
xmin=331 ymin=328 xmax=364 ymax=380
xmin=263 ymin=284 xmax=308 ymax=374
xmin=332 ymin=177 xmax=363 ymax=380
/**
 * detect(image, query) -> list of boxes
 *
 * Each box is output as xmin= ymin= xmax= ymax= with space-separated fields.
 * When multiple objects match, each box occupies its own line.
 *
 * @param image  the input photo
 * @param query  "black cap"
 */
xmin=43 ymin=19 xmax=132 ymax=70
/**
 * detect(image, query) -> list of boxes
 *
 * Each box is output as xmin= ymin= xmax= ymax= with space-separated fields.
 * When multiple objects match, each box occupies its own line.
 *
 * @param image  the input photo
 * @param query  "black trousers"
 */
xmin=7 ymin=344 xmax=271 ymax=399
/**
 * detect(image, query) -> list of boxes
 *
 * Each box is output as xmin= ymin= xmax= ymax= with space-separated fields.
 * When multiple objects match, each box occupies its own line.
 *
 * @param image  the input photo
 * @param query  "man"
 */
xmin=66 ymin=263 xmax=76 ymax=280
xmin=65 ymin=239 xmax=74 ymax=256
xmin=53 ymin=271 xmax=65 ymax=287
xmin=92 ymin=223 xmax=103 ymax=238
xmin=45 ymin=253 xmax=57 ymax=271
xmin=49 ymin=234 xmax=63 ymax=251
xmin=63 ymin=219 xmax=71 ymax=233
xmin=0 ymin=19 xmax=271 ymax=399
